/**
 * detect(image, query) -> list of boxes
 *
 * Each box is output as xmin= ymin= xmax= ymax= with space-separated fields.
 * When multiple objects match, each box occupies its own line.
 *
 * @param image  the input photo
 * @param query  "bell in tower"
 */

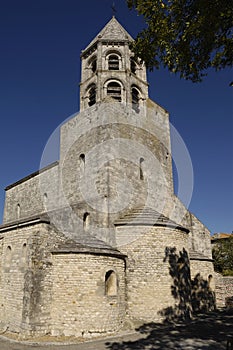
xmin=79 ymin=16 xmax=148 ymax=111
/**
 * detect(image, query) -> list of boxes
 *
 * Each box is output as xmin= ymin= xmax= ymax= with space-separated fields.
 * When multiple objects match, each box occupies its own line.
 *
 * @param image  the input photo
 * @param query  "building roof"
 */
xmin=0 ymin=211 xmax=125 ymax=258
xmin=0 ymin=214 xmax=50 ymax=233
xmin=51 ymin=235 xmax=125 ymax=258
xmin=5 ymin=161 xmax=59 ymax=191
xmin=189 ymin=250 xmax=213 ymax=262
xmin=211 ymin=233 xmax=233 ymax=242
xmin=82 ymin=16 xmax=133 ymax=54
xmin=114 ymin=206 xmax=189 ymax=233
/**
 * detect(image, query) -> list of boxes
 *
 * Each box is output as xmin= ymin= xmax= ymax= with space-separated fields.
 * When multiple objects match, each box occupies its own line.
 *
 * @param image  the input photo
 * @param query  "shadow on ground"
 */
xmin=106 ymin=247 xmax=232 ymax=350
xmin=106 ymin=309 xmax=233 ymax=350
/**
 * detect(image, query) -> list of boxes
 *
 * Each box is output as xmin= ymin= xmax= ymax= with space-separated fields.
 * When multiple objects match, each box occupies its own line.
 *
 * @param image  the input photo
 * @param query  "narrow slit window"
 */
xmin=83 ymin=212 xmax=90 ymax=230
xmin=6 ymin=245 xmax=12 ymax=266
xmin=16 ymin=203 xmax=21 ymax=219
xmin=88 ymin=85 xmax=96 ymax=106
xmin=140 ymin=157 xmax=144 ymax=180
xmin=21 ymin=243 xmax=27 ymax=266
xmin=80 ymin=153 xmax=85 ymax=174
xmin=43 ymin=193 xmax=48 ymax=205
xmin=80 ymin=153 xmax=85 ymax=163
xmin=208 ymin=274 xmax=214 ymax=289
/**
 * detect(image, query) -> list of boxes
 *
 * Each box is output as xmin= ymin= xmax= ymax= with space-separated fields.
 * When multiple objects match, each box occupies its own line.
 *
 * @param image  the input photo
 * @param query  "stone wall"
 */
xmin=190 ymin=260 xmax=214 ymax=283
xmin=215 ymin=273 xmax=233 ymax=308
xmin=59 ymin=102 xmax=174 ymax=244
xmin=189 ymin=214 xmax=212 ymax=259
xmin=163 ymin=195 xmax=212 ymax=261
xmin=0 ymin=224 xmax=33 ymax=332
xmin=3 ymin=162 xmax=59 ymax=224
xmin=0 ymin=238 xmax=3 ymax=324
xmin=0 ymin=220 xmax=126 ymax=337
xmin=116 ymin=225 xmax=189 ymax=322
xmin=50 ymin=253 xmax=126 ymax=337
xmin=0 ymin=222 xmax=64 ymax=334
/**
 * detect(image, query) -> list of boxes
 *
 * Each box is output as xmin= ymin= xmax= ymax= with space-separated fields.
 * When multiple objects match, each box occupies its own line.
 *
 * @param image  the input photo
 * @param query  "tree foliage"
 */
xmin=127 ymin=0 xmax=233 ymax=82
xmin=212 ymin=236 xmax=233 ymax=276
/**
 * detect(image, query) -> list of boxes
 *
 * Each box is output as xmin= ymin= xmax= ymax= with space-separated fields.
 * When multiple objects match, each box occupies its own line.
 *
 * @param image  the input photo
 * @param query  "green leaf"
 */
xmin=127 ymin=0 xmax=233 ymax=82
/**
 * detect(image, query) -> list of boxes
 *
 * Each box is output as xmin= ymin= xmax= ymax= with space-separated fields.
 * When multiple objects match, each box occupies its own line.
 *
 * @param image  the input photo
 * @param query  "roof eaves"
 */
xmin=5 ymin=161 xmax=59 ymax=191
xmin=0 ymin=214 xmax=50 ymax=233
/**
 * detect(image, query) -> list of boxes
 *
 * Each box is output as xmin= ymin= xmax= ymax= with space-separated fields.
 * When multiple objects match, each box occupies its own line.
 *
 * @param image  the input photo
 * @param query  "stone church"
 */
xmin=0 ymin=17 xmax=214 ymax=338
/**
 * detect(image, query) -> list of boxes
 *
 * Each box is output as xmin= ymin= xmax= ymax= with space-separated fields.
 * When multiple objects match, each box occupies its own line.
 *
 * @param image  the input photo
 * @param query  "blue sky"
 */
xmin=0 ymin=0 xmax=232 ymax=234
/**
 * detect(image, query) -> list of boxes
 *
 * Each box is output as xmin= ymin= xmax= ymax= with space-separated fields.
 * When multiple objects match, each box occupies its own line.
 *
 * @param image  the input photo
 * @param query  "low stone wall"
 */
xmin=215 ymin=273 xmax=233 ymax=308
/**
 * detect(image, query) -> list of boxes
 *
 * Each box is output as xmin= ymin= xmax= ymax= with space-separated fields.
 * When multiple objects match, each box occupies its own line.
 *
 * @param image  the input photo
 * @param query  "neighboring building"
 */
xmin=0 ymin=17 xmax=214 ymax=338
xmin=211 ymin=232 xmax=233 ymax=244
xmin=211 ymin=232 xmax=233 ymax=308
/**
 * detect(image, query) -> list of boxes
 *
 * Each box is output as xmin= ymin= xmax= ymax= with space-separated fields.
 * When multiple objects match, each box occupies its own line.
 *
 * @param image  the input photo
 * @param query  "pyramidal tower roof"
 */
xmin=83 ymin=16 xmax=134 ymax=53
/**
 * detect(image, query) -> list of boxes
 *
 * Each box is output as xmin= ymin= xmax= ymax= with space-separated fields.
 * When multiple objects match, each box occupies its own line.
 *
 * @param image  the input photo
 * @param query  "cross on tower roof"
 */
xmin=111 ymin=1 xmax=117 ymax=16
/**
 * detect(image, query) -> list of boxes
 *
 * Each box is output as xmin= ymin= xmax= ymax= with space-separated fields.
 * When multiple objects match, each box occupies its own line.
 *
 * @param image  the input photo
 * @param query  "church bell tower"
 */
xmin=79 ymin=16 xmax=148 ymax=111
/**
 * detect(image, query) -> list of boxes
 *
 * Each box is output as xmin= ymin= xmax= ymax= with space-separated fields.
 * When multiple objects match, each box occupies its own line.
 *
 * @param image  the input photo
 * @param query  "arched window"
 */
xmin=130 ymin=58 xmax=137 ymax=74
xmin=105 ymin=270 xmax=117 ymax=296
xmin=107 ymin=81 xmax=121 ymax=102
xmin=88 ymin=84 xmax=96 ymax=106
xmin=132 ymin=86 xmax=140 ymax=113
xmin=108 ymin=54 xmax=119 ymax=70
